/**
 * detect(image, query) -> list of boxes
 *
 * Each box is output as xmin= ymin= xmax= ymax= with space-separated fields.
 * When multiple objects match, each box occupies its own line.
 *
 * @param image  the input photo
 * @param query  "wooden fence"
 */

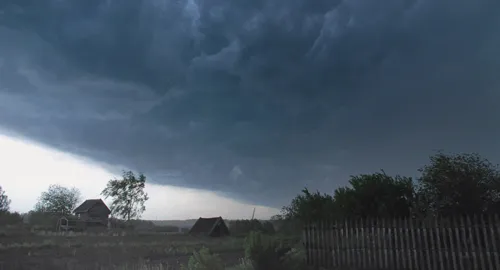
xmin=303 ymin=215 xmax=500 ymax=270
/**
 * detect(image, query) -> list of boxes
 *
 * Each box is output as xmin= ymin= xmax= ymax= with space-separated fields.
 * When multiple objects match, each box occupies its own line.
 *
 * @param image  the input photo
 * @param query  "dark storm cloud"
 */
xmin=1 ymin=0 xmax=500 ymax=206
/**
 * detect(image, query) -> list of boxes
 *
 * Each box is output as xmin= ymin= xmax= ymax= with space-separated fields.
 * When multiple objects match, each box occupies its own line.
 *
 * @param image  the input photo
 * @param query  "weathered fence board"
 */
xmin=303 ymin=215 xmax=500 ymax=270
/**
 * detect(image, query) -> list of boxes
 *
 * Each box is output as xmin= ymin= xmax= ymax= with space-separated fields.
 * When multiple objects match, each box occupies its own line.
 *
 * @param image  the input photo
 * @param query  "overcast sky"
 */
xmin=1 ymin=0 xmax=500 ymax=213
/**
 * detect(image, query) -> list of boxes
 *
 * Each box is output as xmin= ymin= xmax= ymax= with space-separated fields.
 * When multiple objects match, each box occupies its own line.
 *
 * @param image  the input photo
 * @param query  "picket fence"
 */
xmin=303 ymin=215 xmax=500 ymax=270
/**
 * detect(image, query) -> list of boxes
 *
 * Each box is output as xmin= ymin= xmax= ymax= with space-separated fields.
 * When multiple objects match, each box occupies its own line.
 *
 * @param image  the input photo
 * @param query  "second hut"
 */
xmin=189 ymin=216 xmax=230 ymax=237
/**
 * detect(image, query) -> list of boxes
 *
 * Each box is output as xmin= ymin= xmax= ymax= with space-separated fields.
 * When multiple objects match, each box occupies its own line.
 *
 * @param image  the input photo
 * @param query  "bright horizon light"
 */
xmin=0 ymin=131 xmax=279 ymax=220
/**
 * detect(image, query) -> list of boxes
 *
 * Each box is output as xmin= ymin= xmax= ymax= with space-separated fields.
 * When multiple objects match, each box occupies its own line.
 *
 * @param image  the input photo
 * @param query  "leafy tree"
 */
xmin=281 ymin=171 xmax=414 ymax=222
xmin=0 ymin=186 xmax=11 ymax=212
xmin=280 ymin=188 xmax=335 ymax=222
xmin=333 ymin=171 xmax=415 ymax=218
xmin=34 ymin=185 xmax=81 ymax=215
xmin=417 ymin=152 xmax=500 ymax=216
xmin=101 ymin=170 xmax=149 ymax=220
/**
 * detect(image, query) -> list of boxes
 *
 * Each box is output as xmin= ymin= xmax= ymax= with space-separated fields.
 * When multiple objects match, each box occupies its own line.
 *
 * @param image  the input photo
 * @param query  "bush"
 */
xmin=181 ymin=247 xmax=225 ymax=270
xmin=179 ymin=233 xmax=305 ymax=270
xmin=280 ymin=246 xmax=307 ymax=270
xmin=244 ymin=231 xmax=291 ymax=270
xmin=226 ymin=258 xmax=254 ymax=270
xmin=25 ymin=211 xmax=62 ymax=230
xmin=0 ymin=211 xmax=23 ymax=225
xmin=243 ymin=231 xmax=306 ymax=270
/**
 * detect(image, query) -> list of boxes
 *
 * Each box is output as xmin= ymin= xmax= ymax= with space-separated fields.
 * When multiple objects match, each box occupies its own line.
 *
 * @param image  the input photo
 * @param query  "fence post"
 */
xmin=333 ymin=219 xmax=341 ymax=268
xmin=375 ymin=218 xmax=381 ymax=268
xmin=385 ymin=218 xmax=392 ymax=269
xmin=391 ymin=218 xmax=400 ymax=270
xmin=351 ymin=218 xmax=359 ymax=270
xmin=434 ymin=216 xmax=444 ymax=270
xmin=315 ymin=222 xmax=321 ymax=267
xmin=410 ymin=217 xmax=419 ymax=270
xmin=369 ymin=218 xmax=378 ymax=267
xmin=339 ymin=220 xmax=346 ymax=267
xmin=323 ymin=220 xmax=330 ymax=268
xmin=466 ymin=215 xmax=479 ymax=270
xmin=379 ymin=217 xmax=384 ymax=269
xmin=488 ymin=215 xmax=499 ymax=268
xmin=353 ymin=218 xmax=360 ymax=268
xmin=346 ymin=219 xmax=353 ymax=266
xmin=427 ymin=217 xmax=437 ymax=270
xmin=306 ymin=222 xmax=314 ymax=266
xmin=398 ymin=217 xmax=408 ymax=269
xmin=457 ymin=215 xmax=469 ymax=270
xmin=379 ymin=218 xmax=386 ymax=269
xmin=480 ymin=215 xmax=494 ymax=270
xmin=442 ymin=217 xmax=452 ymax=270
xmin=421 ymin=218 xmax=432 ymax=270
xmin=414 ymin=218 xmax=422 ymax=269
xmin=318 ymin=221 xmax=324 ymax=267
xmin=325 ymin=220 xmax=333 ymax=268
xmin=359 ymin=218 xmax=366 ymax=269
xmin=473 ymin=214 xmax=487 ymax=270
xmin=400 ymin=217 xmax=410 ymax=270
xmin=302 ymin=222 xmax=307 ymax=265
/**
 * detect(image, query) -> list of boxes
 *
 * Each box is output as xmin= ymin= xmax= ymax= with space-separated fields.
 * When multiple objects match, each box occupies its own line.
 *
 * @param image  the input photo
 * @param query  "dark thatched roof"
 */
xmin=73 ymin=199 xmax=111 ymax=214
xmin=189 ymin=217 xmax=230 ymax=237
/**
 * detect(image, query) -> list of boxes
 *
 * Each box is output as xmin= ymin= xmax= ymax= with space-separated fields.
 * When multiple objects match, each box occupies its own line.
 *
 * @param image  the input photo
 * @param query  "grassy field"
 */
xmin=0 ymin=225 xmax=248 ymax=270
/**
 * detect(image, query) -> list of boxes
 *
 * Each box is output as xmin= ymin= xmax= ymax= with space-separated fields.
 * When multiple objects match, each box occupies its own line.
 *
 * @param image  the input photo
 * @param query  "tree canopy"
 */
xmin=417 ymin=152 xmax=500 ymax=217
xmin=280 ymin=188 xmax=335 ymax=222
xmin=101 ymin=170 xmax=149 ymax=220
xmin=0 ymin=186 xmax=11 ymax=213
xmin=280 ymin=152 xmax=500 ymax=223
xmin=334 ymin=171 xmax=414 ymax=219
xmin=34 ymin=185 xmax=81 ymax=215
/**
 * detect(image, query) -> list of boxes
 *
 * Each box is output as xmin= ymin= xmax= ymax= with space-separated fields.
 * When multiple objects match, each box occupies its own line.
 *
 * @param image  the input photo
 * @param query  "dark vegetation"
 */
xmin=0 ymin=152 xmax=499 ymax=269
xmin=277 ymin=152 xmax=500 ymax=224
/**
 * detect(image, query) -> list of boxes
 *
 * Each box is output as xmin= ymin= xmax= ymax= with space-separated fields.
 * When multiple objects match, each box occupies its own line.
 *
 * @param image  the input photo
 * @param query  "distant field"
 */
xmin=0 ymin=226 xmax=246 ymax=270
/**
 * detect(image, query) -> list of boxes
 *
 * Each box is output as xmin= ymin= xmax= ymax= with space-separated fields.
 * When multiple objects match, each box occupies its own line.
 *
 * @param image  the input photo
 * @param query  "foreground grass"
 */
xmin=0 ymin=233 xmax=244 ymax=269
xmin=0 ymin=227 xmax=304 ymax=270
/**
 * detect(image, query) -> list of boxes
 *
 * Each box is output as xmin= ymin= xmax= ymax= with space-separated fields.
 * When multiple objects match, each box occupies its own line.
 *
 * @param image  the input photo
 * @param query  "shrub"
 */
xmin=243 ymin=231 xmax=306 ymax=270
xmin=25 ymin=211 xmax=61 ymax=230
xmin=181 ymin=247 xmax=225 ymax=270
xmin=244 ymin=231 xmax=290 ymax=270
xmin=226 ymin=258 xmax=254 ymax=270
xmin=280 ymin=246 xmax=307 ymax=270
xmin=0 ymin=211 xmax=23 ymax=225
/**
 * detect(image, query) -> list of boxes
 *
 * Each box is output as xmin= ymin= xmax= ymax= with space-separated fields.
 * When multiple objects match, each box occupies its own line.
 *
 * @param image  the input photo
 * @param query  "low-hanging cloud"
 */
xmin=1 ymin=0 xmax=500 ymax=207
